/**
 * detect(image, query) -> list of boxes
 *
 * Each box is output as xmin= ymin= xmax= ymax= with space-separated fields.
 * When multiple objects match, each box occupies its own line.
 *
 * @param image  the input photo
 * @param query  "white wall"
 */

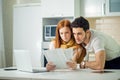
xmin=2 ymin=0 xmax=16 ymax=67
xmin=0 ymin=0 xmax=6 ymax=68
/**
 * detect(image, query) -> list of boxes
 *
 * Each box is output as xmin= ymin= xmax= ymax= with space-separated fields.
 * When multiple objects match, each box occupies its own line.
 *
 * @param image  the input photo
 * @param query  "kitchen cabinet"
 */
xmin=106 ymin=0 xmax=120 ymax=16
xmin=80 ymin=0 xmax=120 ymax=17
xmin=80 ymin=0 xmax=105 ymax=17
xmin=41 ymin=0 xmax=80 ymax=17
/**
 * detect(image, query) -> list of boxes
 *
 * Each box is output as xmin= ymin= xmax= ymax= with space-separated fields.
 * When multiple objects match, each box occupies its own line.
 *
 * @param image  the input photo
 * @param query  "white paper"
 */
xmin=43 ymin=48 xmax=73 ymax=69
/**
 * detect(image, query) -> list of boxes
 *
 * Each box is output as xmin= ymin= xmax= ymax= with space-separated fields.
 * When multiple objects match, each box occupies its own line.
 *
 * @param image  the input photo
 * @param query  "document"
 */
xmin=43 ymin=48 xmax=74 ymax=69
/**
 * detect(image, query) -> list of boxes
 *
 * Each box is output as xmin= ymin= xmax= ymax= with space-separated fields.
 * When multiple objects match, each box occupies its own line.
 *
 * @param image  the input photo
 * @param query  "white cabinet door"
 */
xmin=80 ymin=0 xmax=105 ymax=17
xmin=41 ymin=0 xmax=75 ymax=17
xmin=58 ymin=0 xmax=74 ymax=17
xmin=105 ymin=0 xmax=120 ymax=16
xmin=41 ymin=0 xmax=56 ymax=17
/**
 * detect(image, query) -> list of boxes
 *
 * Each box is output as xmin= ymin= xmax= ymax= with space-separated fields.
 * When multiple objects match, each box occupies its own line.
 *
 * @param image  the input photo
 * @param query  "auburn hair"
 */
xmin=54 ymin=19 xmax=74 ymax=48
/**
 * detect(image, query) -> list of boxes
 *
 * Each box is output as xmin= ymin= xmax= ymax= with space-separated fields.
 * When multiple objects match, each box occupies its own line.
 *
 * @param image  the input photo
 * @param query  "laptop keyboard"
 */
xmin=32 ymin=68 xmax=47 ymax=73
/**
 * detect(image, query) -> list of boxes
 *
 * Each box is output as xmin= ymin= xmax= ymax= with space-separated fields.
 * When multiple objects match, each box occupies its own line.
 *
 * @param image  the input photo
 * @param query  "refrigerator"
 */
xmin=13 ymin=4 xmax=44 ymax=68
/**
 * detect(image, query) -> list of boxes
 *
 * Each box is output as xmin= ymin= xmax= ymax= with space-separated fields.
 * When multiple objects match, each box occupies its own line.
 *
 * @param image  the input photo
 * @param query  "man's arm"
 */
xmin=82 ymin=50 xmax=106 ymax=70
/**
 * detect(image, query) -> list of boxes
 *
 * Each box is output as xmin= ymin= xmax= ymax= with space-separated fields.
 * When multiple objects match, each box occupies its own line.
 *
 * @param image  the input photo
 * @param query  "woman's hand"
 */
xmin=66 ymin=61 xmax=77 ymax=70
xmin=46 ymin=62 xmax=56 ymax=71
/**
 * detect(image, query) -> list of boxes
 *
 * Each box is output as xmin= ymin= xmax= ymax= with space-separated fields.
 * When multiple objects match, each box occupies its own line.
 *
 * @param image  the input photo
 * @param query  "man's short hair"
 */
xmin=71 ymin=16 xmax=89 ymax=32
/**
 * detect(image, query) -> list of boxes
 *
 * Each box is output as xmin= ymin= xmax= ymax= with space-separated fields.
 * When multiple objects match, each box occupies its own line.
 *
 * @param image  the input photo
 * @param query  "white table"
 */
xmin=0 ymin=68 xmax=120 ymax=80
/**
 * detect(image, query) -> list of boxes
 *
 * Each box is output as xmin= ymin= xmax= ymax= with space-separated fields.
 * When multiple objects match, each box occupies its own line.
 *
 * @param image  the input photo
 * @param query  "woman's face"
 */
xmin=59 ymin=27 xmax=71 ymax=42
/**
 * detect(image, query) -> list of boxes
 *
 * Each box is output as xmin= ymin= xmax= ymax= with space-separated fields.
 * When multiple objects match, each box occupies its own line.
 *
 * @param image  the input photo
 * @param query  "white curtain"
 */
xmin=0 ymin=0 xmax=5 ymax=68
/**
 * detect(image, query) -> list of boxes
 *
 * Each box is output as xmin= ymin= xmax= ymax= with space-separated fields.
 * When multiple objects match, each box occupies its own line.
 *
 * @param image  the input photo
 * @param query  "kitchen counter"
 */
xmin=0 ymin=68 xmax=120 ymax=80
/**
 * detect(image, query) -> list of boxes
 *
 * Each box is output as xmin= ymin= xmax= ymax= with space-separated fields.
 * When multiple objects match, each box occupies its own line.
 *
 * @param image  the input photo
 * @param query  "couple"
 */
xmin=46 ymin=16 xmax=120 ymax=71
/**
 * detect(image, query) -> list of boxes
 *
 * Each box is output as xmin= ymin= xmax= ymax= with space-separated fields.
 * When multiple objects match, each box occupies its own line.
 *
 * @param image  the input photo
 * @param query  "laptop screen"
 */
xmin=14 ymin=50 xmax=33 ymax=72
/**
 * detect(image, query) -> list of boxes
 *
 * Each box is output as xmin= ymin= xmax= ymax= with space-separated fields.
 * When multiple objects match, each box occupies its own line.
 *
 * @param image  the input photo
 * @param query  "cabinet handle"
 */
xmin=102 ymin=1 xmax=106 ymax=16
xmin=103 ymin=3 xmax=106 ymax=15
xmin=102 ymin=3 xmax=106 ymax=15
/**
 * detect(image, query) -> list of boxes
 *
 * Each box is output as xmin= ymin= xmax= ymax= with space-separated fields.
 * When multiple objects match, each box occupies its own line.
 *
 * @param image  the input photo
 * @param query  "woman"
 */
xmin=46 ymin=19 xmax=86 ymax=71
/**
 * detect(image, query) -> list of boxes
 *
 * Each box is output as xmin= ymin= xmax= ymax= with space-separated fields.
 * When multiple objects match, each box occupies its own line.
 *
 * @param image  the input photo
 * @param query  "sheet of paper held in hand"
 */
xmin=43 ymin=48 xmax=73 ymax=69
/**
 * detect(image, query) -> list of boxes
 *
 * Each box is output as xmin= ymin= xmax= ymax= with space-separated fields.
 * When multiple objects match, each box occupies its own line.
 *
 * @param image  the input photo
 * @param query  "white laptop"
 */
xmin=14 ymin=50 xmax=47 ymax=73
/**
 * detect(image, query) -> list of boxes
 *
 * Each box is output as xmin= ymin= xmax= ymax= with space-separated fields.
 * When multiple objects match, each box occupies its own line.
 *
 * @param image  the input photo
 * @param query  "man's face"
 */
xmin=72 ymin=28 xmax=86 ymax=44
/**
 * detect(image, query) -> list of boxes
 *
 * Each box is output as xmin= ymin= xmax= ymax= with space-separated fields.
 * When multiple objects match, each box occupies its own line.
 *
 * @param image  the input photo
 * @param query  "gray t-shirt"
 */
xmin=85 ymin=29 xmax=120 ymax=61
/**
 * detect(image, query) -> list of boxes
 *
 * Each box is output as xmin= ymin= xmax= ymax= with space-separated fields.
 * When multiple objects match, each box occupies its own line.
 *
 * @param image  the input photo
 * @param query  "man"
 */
xmin=71 ymin=16 xmax=120 ymax=70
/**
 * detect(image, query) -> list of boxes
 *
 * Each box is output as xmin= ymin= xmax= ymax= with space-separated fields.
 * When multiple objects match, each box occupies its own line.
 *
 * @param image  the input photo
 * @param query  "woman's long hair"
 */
xmin=54 ymin=19 xmax=74 ymax=48
xmin=54 ymin=19 xmax=86 ymax=63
